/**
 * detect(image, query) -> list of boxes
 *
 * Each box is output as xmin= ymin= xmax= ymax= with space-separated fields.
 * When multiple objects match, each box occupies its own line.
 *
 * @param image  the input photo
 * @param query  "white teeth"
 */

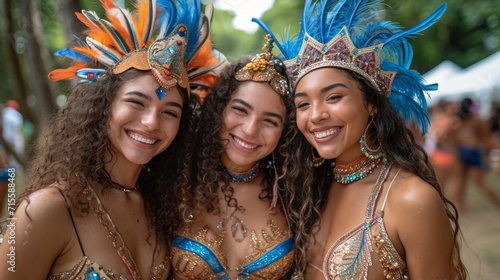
xmin=234 ymin=137 xmax=257 ymax=149
xmin=314 ymin=129 xmax=337 ymax=139
xmin=128 ymin=132 xmax=156 ymax=145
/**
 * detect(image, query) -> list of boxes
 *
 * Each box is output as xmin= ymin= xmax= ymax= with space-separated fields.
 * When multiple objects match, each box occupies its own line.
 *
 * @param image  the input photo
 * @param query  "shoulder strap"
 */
xmin=54 ymin=187 xmax=86 ymax=256
xmin=380 ymin=167 xmax=402 ymax=212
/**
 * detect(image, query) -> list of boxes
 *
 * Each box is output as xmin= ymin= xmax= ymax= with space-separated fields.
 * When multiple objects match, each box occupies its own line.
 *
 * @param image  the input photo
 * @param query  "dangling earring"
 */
xmin=268 ymin=153 xmax=279 ymax=213
xmin=311 ymin=148 xmax=325 ymax=167
xmin=359 ymin=117 xmax=383 ymax=160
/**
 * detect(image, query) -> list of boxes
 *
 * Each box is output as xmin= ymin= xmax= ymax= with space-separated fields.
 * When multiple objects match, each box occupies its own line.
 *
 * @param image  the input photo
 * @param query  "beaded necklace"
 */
xmin=332 ymin=154 xmax=385 ymax=184
xmin=222 ymin=162 xmax=260 ymax=183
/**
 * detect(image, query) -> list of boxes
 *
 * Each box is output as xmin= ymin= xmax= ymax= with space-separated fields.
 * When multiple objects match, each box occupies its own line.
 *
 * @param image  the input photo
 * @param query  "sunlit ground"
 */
xmin=452 ymin=171 xmax=500 ymax=280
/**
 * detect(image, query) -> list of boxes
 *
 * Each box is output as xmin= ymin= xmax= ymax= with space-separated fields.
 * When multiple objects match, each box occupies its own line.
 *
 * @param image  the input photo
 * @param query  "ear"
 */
xmin=367 ymin=103 xmax=377 ymax=116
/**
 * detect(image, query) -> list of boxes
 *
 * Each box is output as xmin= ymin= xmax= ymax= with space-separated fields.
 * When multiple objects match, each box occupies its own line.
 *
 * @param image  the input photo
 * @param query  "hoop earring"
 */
xmin=359 ymin=118 xmax=383 ymax=159
xmin=311 ymin=148 xmax=325 ymax=167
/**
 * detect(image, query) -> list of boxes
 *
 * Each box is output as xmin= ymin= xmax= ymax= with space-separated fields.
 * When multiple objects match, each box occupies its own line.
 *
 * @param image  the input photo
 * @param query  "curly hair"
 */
xmin=178 ymin=57 xmax=298 ymax=225
xmin=20 ymin=69 xmax=194 ymax=246
xmin=286 ymin=69 xmax=468 ymax=278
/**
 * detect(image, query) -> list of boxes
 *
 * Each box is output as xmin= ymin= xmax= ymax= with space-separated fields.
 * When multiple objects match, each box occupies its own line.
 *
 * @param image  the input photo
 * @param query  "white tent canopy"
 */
xmin=424 ymin=51 xmax=500 ymax=117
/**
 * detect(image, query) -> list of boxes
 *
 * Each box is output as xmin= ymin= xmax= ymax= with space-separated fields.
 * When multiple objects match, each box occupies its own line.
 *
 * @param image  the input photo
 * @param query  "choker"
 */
xmin=223 ymin=162 xmax=260 ymax=183
xmin=332 ymin=154 xmax=384 ymax=184
xmin=110 ymin=181 xmax=137 ymax=193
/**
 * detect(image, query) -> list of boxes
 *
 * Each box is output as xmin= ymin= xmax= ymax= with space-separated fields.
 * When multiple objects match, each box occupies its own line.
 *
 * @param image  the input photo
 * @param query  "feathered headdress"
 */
xmin=48 ymin=0 xmax=218 ymax=97
xmin=253 ymin=0 xmax=447 ymax=133
xmin=235 ymin=34 xmax=290 ymax=96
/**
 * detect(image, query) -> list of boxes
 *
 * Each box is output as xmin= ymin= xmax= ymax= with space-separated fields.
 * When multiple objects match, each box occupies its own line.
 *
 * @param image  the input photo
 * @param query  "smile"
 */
xmin=233 ymin=135 xmax=258 ymax=149
xmin=313 ymin=128 xmax=339 ymax=139
xmin=128 ymin=131 xmax=157 ymax=145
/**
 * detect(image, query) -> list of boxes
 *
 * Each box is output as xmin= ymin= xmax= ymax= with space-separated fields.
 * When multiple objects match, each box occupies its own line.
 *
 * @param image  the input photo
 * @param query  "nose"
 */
xmin=310 ymin=102 xmax=329 ymax=123
xmin=241 ymin=116 xmax=259 ymax=138
xmin=141 ymin=109 xmax=160 ymax=131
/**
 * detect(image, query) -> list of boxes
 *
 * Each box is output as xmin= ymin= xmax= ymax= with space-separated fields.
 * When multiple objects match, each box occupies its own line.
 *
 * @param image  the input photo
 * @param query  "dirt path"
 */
xmin=457 ymin=172 xmax=500 ymax=279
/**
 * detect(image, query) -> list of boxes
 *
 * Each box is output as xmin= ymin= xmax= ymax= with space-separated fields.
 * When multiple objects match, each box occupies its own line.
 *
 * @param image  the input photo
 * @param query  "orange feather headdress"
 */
xmin=48 ymin=0 xmax=220 ymax=98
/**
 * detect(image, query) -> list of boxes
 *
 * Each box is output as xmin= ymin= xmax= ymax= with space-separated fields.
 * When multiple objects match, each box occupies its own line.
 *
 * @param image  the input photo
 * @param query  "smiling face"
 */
xmin=107 ymin=73 xmax=184 ymax=167
xmin=294 ymin=68 xmax=372 ymax=163
xmin=220 ymin=81 xmax=286 ymax=172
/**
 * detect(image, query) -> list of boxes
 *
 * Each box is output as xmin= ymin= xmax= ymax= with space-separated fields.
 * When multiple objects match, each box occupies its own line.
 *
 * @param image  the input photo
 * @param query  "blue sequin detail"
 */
xmin=172 ymin=236 xmax=226 ymax=274
xmin=86 ymin=267 xmax=100 ymax=280
xmin=240 ymin=237 xmax=294 ymax=275
xmin=156 ymin=87 xmax=167 ymax=100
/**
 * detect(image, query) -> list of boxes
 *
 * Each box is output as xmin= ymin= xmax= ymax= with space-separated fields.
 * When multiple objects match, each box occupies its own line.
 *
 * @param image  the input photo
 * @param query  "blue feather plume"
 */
xmin=54 ymin=48 xmax=92 ymax=63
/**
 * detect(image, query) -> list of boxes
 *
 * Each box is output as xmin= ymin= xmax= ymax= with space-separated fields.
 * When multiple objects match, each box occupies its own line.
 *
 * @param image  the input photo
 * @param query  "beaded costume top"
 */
xmin=309 ymin=163 xmax=409 ymax=279
xmin=170 ymin=220 xmax=294 ymax=279
xmin=47 ymin=187 xmax=169 ymax=280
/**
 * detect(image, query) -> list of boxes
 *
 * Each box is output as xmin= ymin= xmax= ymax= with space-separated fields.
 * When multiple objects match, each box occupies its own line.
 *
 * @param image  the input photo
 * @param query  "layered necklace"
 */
xmin=332 ymin=154 xmax=385 ymax=184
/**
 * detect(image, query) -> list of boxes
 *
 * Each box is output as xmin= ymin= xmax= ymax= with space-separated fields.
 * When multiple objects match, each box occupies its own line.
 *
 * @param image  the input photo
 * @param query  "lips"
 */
xmin=311 ymin=127 xmax=341 ymax=142
xmin=127 ymin=131 xmax=158 ymax=145
xmin=232 ymin=135 xmax=258 ymax=150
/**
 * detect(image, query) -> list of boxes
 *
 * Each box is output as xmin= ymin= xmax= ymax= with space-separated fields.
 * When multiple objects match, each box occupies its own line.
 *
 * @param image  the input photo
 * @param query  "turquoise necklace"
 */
xmin=222 ymin=162 xmax=260 ymax=183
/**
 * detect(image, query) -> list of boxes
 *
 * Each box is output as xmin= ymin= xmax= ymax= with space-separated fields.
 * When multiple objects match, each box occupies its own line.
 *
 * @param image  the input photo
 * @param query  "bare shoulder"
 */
xmin=19 ymin=187 xmax=69 ymax=219
xmin=388 ymin=170 xmax=446 ymax=217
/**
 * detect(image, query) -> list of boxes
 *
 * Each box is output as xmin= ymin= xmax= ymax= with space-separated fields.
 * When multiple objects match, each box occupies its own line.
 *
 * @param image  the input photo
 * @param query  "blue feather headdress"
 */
xmin=253 ymin=0 xmax=447 ymax=133
xmin=49 ymin=0 xmax=216 ymax=97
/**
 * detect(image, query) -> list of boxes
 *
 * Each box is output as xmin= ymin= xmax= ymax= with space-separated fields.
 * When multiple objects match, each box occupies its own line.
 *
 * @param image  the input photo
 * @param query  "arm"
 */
xmin=393 ymin=177 xmax=455 ymax=279
xmin=0 ymin=188 xmax=71 ymax=279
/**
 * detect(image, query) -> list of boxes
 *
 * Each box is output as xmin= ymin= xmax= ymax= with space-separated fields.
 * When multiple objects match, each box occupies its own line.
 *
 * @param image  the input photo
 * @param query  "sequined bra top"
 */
xmin=309 ymin=163 xmax=409 ymax=279
xmin=170 ymin=220 xmax=294 ymax=279
xmin=48 ymin=187 xmax=169 ymax=280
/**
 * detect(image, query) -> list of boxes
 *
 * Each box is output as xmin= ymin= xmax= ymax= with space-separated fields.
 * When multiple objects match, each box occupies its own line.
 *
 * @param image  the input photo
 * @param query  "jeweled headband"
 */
xmin=235 ymin=34 xmax=290 ymax=96
xmin=48 ymin=0 xmax=218 ymax=99
xmin=253 ymin=0 xmax=447 ymax=133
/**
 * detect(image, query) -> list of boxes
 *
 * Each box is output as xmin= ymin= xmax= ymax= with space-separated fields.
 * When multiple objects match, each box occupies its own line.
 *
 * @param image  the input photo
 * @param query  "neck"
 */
xmin=104 ymin=154 xmax=142 ymax=189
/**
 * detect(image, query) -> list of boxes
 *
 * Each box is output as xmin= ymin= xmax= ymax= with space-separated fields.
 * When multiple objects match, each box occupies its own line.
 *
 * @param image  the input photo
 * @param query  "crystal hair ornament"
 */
xmin=235 ymin=34 xmax=291 ymax=96
xmin=48 ymin=0 xmax=218 ymax=98
xmin=253 ymin=0 xmax=448 ymax=133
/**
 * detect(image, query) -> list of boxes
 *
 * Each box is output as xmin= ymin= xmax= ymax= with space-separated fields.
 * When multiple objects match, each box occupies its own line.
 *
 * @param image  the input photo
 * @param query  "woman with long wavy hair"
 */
xmin=0 ymin=0 xmax=216 ymax=278
xmin=256 ymin=0 xmax=468 ymax=279
xmin=170 ymin=36 xmax=298 ymax=279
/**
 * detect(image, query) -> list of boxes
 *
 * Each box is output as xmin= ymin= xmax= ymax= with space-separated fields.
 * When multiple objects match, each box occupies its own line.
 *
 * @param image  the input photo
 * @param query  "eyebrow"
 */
xmin=294 ymin=82 xmax=349 ymax=99
xmin=232 ymin=98 xmax=284 ymax=122
xmin=125 ymin=91 xmax=183 ymax=109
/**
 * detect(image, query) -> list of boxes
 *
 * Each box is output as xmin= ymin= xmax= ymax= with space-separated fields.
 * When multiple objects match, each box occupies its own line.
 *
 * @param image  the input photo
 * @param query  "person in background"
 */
xmin=451 ymin=97 xmax=500 ymax=212
xmin=427 ymin=100 xmax=461 ymax=187
xmin=169 ymin=35 xmax=296 ymax=279
xmin=0 ymin=0 xmax=215 ymax=278
xmin=2 ymin=100 xmax=24 ymax=169
xmin=255 ymin=0 xmax=468 ymax=278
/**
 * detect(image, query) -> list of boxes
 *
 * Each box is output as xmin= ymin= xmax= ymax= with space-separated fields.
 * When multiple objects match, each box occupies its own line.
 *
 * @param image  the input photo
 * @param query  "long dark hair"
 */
xmin=286 ymin=69 xmax=467 ymax=278
xmin=20 ymin=69 xmax=194 ymax=245
xmin=178 ymin=57 xmax=298 ymax=223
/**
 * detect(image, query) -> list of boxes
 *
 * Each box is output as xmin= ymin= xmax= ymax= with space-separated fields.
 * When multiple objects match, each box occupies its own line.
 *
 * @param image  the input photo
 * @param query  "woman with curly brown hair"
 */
xmin=255 ymin=0 xmax=468 ymax=279
xmin=169 ymin=36 xmax=297 ymax=279
xmin=0 ymin=0 xmax=217 ymax=279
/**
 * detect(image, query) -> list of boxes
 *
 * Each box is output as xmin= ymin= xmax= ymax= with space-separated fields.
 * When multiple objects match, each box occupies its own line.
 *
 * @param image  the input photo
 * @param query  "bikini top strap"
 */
xmin=55 ymin=187 xmax=86 ymax=256
xmin=380 ymin=167 xmax=403 ymax=213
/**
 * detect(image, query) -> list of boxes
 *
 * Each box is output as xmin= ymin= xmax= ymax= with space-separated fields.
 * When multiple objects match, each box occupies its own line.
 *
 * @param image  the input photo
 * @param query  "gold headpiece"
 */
xmin=235 ymin=34 xmax=290 ymax=96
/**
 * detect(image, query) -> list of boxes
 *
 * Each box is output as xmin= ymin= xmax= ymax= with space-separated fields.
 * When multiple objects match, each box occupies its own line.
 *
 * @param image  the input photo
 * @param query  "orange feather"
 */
xmin=187 ymin=38 xmax=217 ymax=70
xmin=48 ymin=62 xmax=88 ymax=81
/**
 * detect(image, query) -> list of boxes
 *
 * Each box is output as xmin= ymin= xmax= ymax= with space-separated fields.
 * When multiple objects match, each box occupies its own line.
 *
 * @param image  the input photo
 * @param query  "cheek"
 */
xmin=295 ymin=111 xmax=308 ymax=132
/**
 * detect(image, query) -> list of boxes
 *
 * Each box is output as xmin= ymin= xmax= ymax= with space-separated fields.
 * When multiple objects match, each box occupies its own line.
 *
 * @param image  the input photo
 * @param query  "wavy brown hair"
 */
xmin=285 ymin=69 xmax=468 ymax=279
xmin=19 ymin=69 xmax=194 ymax=246
xmin=178 ymin=57 xmax=298 ymax=228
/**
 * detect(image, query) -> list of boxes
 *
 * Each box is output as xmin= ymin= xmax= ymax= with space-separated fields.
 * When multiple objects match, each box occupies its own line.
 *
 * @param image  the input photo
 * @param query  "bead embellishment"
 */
xmin=332 ymin=154 xmax=385 ymax=184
